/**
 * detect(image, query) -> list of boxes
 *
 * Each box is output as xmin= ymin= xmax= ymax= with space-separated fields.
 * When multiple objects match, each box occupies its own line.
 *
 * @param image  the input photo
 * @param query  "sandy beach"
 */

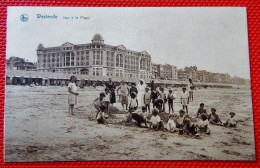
xmin=4 ymin=85 xmax=255 ymax=161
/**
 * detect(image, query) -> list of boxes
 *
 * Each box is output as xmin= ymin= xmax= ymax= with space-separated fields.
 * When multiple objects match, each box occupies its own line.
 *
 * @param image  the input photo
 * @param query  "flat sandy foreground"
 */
xmin=4 ymin=85 xmax=255 ymax=161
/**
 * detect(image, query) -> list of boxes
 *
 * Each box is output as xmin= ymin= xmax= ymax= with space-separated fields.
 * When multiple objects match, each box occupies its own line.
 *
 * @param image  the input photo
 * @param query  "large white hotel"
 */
xmin=37 ymin=34 xmax=152 ymax=79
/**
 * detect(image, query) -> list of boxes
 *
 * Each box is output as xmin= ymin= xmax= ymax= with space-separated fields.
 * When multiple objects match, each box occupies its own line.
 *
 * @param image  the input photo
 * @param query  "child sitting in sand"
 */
xmin=96 ymin=105 xmax=108 ymax=124
xmin=126 ymin=108 xmax=134 ymax=123
xmin=196 ymin=114 xmax=211 ymax=134
xmin=132 ymin=106 xmax=149 ymax=127
xmin=167 ymin=90 xmax=176 ymax=114
xmin=181 ymin=87 xmax=189 ymax=114
xmin=129 ymin=92 xmax=138 ymax=112
xmin=148 ymin=108 xmax=164 ymax=131
xmin=208 ymin=108 xmax=222 ymax=125
xmin=176 ymin=110 xmax=186 ymax=128
xmin=166 ymin=114 xmax=177 ymax=133
xmin=183 ymin=118 xmax=197 ymax=135
xmin=196 ymin=103 xmax=208 ymax=118
xmin=68 ymin=76 xmax=79 ymax=116
xmin=224 ymin=112 xmax=237 ymax=127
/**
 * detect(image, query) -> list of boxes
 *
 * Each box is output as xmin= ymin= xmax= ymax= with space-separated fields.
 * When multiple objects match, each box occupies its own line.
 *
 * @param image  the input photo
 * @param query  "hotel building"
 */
xmin=37 ymin=34 xmax=152 ymax=79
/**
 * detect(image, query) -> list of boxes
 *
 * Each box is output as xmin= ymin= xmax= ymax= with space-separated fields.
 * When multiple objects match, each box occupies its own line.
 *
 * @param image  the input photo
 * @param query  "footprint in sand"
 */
xmin=26 ymin=146 xmax=38 ymax=153
xmin=160 ymin=134 xmax=167 ymax=140
xmin=222 ymin=150 xmax=241 ymax=156
xmin=66 ymin=126 xmax=76 ymax=133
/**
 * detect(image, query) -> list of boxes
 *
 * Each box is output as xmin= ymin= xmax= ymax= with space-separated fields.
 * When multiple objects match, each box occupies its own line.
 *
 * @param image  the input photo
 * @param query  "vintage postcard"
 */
xmin=4 ymin=7 xmax=255 ymax=161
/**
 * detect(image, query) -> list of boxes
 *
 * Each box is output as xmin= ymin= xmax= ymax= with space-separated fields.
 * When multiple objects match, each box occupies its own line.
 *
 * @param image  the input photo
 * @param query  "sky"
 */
xmin=6 ymin=7 xmax=250 ymax=79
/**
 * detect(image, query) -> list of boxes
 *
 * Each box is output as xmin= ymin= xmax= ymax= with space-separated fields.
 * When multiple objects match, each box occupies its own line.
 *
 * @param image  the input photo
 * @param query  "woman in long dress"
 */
xmin=137 ymin=79 xmax=147 ymax=108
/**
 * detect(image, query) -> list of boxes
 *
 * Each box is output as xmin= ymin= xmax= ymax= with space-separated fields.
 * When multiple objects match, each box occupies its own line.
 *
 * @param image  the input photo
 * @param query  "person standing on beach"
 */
xmin=158 ymin=87 xmax=167 ymax=112
xmin=181 ymin=87 xmax=189 ymax=114
xmin=151 ymin=89 xmax=160 ymax=108
xmin=150 ymin=80 xmax=156 ymax=91
xmin=129 ymin=83 xmax=138 ymax=95
xmin=137 ymin=79 xmax=147 ymax=108
xmin=167 ymin=90 xmax=176 ymax=114
xmin=188 ymin=79 xmax=195 ymax=102
xmin=68 ymin=76 xmax=79 ymax=116
xmin=143 ymin=87 xmax=151 ymax=113
xmin=105 ymin=78 xmax=116 ymax=105
xmin=117 ymin=80 xmax=129 ymax=110
xmin=104 ymin=88 xmax=111 ymax=114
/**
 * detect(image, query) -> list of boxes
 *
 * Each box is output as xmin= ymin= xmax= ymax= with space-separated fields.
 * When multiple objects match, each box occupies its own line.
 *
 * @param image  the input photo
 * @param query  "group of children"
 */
xmin=124 ymin=104 xmax=211 ymax=135
xmin=96 ymin=92 xmax=237 ymax=138
xmin=124 ymin=102 xmax=237 ymax=136
xmin=67 ymin=75 xmax=237 ymax=136
xmin=142 ymin=86 xmax=191 ymax=114
xmin=197 ymin=103 xmax=237 ymax=127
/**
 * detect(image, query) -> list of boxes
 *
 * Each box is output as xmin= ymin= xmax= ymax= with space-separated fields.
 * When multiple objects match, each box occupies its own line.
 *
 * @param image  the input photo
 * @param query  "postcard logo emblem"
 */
xmin=20 ymin=14 xmax=28 ymax=22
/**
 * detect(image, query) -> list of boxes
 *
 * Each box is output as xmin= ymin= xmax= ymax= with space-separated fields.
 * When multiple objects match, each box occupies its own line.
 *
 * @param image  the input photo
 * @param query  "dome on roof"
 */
xmin=37 ymin=43 xmax=44 ymax=49
xmin=91 ymin=34 xmax=104 ymax=44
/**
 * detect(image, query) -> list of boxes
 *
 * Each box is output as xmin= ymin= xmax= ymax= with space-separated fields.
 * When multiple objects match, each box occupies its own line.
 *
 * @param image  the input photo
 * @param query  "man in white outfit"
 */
xmin=137 ymin=79 xmax=147 ymax=108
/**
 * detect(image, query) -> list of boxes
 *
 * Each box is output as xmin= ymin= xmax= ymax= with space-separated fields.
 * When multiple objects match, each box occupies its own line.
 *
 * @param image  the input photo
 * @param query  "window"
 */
xmin=93 ymin=55 xmax=95 ymax=65
xmin=116 ymin=54 xmax=119 ymax=67
xmin=96 ymin=55 xmax=100 ymax=65
xmin=93 ymin=68 xmax=95 ymax=75
xmin=120 ymin=55 xmax=123 ymax=67
xmin=86 ymin=56 xmax=89 ymax=65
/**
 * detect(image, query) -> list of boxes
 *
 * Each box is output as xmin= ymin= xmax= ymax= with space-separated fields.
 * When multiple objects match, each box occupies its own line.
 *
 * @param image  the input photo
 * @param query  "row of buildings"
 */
xmin=6 ymin=33 xmax=249 ymax=85
xmin=175 ymin=66 xmax=250 ymax=85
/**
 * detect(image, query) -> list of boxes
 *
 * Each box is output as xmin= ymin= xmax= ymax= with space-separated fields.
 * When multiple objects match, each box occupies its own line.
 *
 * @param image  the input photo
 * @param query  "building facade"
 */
xmin=177 ymin=69 xmax=188 ymax=81
xmin=154 ymin=64 xmax=178 ymax=80
xmin=7 ymin=56 xmax=37 ymax=71
xmin=37 ymin=34 xmax=152 ymax=79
